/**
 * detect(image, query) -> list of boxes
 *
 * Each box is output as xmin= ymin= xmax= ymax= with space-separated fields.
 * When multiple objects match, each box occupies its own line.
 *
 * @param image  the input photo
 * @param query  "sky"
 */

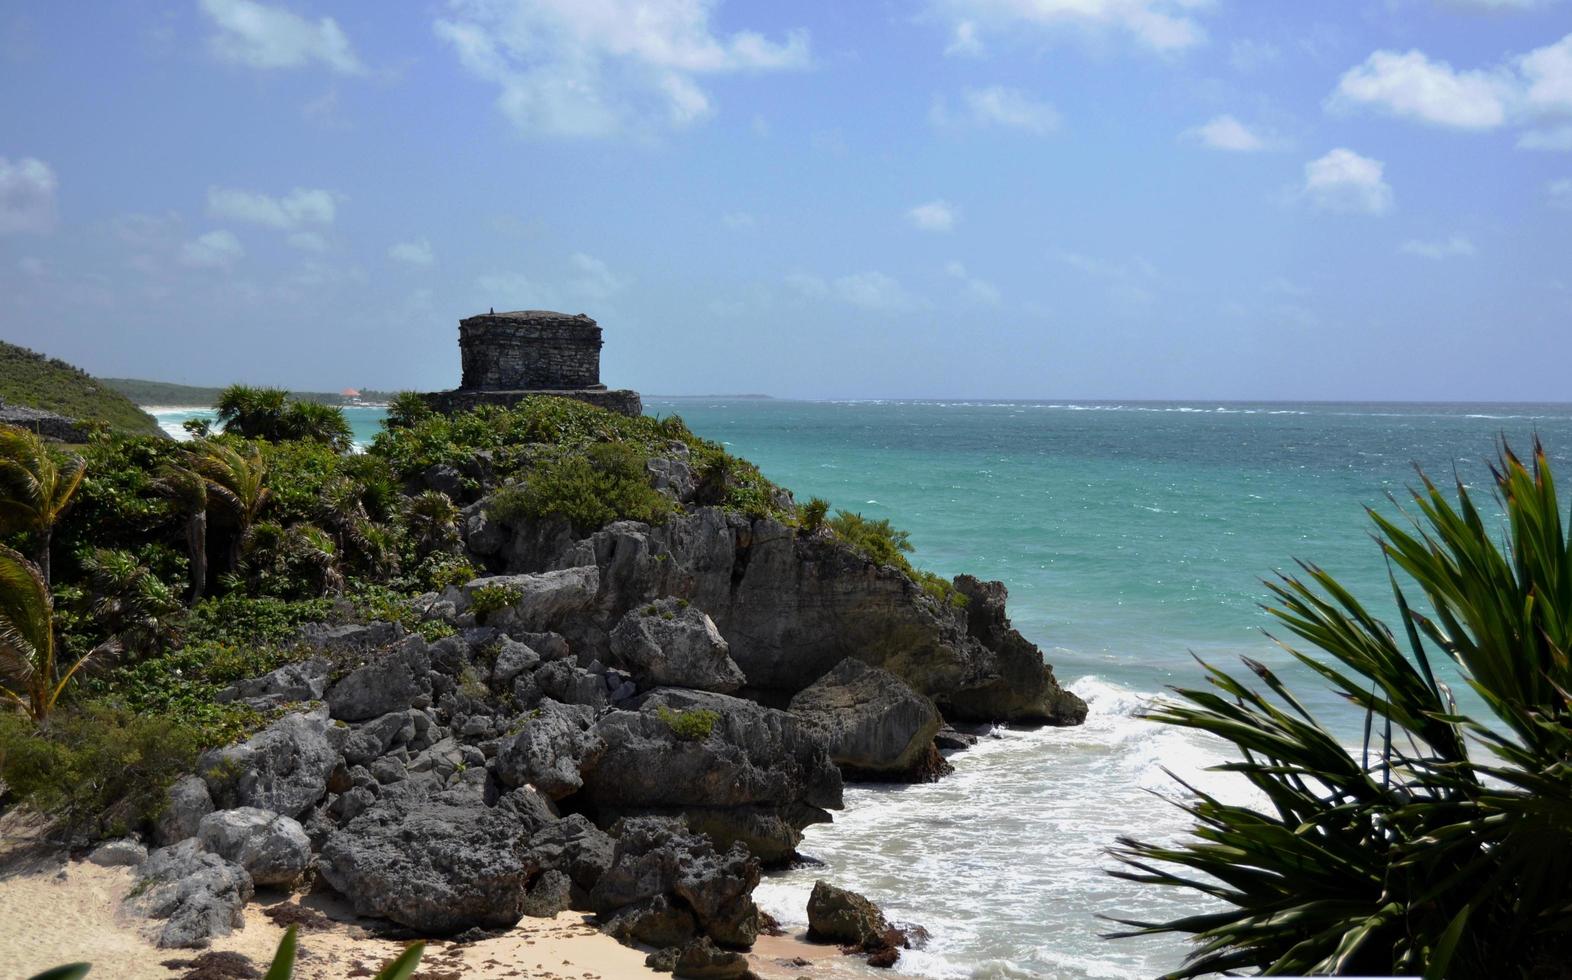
xmin=1 ymin=0 xmax=1570 ymax=401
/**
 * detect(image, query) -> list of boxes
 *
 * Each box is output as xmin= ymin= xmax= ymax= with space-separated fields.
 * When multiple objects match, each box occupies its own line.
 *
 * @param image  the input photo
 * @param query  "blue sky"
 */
xmin=1 ymin=1 xmax=1570 ymax=400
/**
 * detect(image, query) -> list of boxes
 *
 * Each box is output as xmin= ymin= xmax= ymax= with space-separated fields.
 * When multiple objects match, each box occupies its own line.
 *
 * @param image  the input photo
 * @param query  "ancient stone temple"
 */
xmin=425 ymin=310 xmax=642 ymax=417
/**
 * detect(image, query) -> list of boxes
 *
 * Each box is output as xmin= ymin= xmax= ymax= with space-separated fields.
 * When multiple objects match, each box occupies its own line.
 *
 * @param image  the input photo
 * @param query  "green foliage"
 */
xmin=798 ymin=497 xmax=830 ymax=533
xmin=0 ymin=341 xmax=161 ymax=437
xmin=422 ymin=553 xmax=477 ymax=592
xmin=183 ymin=593 xmax=334 ymax=646
xmin=657 ymin=704 xmax=720 ymax=740
xmin=215 ymin=386 xmax=353 ymax=450
xmin=1112 ymin=442 xmax=1572 ymax=980
xmin=0 ymin=425 xmax=88 ymax=583
xmin=0 ymin=701 xmax=209 ymax=834
xmin=470 ymin=583 xmax=521 ymax=618
xmin=492 ymin=442 xmax=672 ymax=534
xmin=384 ymin=391 xmax=435 ymax=430
xmin=77 ymin=548 xmax=184 ymax=659
xmin=0 ymin=544 xmax=103 ymax=724
xmin=828 ymin=510 xmax=912 ymax=568
xmin=918 ymin=571 xmax=967 ymax=609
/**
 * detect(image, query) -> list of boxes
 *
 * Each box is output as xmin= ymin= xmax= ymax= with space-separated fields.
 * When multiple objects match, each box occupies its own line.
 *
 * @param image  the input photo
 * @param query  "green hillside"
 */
xmin=103 ymin=377 xmax=399 ymax=408
xmin=0 ymin=341 xmax=162 ymax=437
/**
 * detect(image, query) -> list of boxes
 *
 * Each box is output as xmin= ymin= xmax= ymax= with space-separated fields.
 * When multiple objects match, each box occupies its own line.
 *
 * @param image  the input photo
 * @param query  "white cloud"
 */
xmin=1400 ymin=234 xmax=1477 ymax=258
xmin=908 ymin=199 xmax=959 ymax=232
xmin=389 ymin=239 xmax=436 ymax=267
xmin=1550 ymin=177 xmax=1572 ymax=209
xmin=1303 ymin=148 xmax=1394 ymax=215
xmin=928 ymin=0 xmax=1211 ymax=54
xmin=946 ymin=261 xmax=1001 ymax=305
xmin=199 ymin=0 xmax=362 ymax=74
xmin=477 ymin=252 xmax=625 ymax=310
xmin=1331 ymin=49 xmax=1512 ymax=129
xmin=434 ymin=0 xmax=810 ymax=138
xmin=1439 ymin=0 xmax=1549 ymax=10
xmin=0 ymin=156 xmax=58 ymax=234
xmin=935 ymin=85 xmax=1061 ymax=134
xmin=476 ymin=271 xmax=554 ymax=309
xmin=568 ymin=251 xmax=624 ymax=299
xmin=180 ymin=229 xmax=245 ymax=268
xmin=1327 ymin=34 xmax=1572 ymax=139
xmin=18 ymin=257 xmax=46 ymax=278
xmin=1519 ymin=33 xmax=1572 ymax=117
xmin=1055 ymin=249 xmax=1162 ymax=309
xmin=208 ymin=186 xmax=336 ymax=230
xmin=1183 ymin=114 xmax=1270 ymax=151
xmin=787 ymin=271 xmax=919 ymax=312
xmin=722 ymin=211 xmax=755 ymax=229
xmin=1229 ymin=38 xmax=1279 ymax=73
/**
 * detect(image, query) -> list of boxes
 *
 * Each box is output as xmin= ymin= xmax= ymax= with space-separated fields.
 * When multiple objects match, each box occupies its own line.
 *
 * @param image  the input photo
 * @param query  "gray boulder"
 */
xmin=527 ymin=813 xmax=614 ymax=899
xmin=528 ymin=659 xmax=608 ymax=709
xmin=521 ymin=869 xmax=573 ymax=918
xmin=494 ymin=699 xmax=606 ymax=799
xmin=88 ymin=838 xmax=147 ymax=867
xmin=217 ymin=658 xmax=328 ymax=710
xmin=806 ymin=879 xmax=889 ymax=946
xmin=583 ymin=689 xmax=842 ymax=862
xmin=298 ymin=621 xmax=403 ymax=653
xmin=327 ymin=636 xmax=432 ymax=722
xmin=317 ymin=786 xmax=544 ymax=934
xmin=589 ymin=817 xmax=760 ymax=949
xmin=789 ymin=658 xmax=947 ymax=781
xmin=155 ymin=775 xmax=214 ymax=845
xmin=490 ymin=637 xmax=541 ymax=686
xmin=126 ymin=839 xmax=253 ymax=948
xmin=608 ymin=598 xmax=746 ymax=693
xmin=463 ymin=499 xmax=506 ymax=556
xmin=342 ymin=710 xmax=416 ymax=766
xmin=455 ymin=566 xmax=600 ymax=631
xmin=199 ymin=708 xmax=343 ymax=819
xmin=197 ymin=807 xmax=311 ymax=887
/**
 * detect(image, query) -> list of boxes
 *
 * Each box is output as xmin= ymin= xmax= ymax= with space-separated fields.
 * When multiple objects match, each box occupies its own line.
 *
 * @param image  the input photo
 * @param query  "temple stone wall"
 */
xmin=459 ymin=312 xmax=602 ymax=391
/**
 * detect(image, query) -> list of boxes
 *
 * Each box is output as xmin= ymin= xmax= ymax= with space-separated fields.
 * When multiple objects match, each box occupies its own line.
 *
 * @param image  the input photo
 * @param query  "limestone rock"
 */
xmin=88 ymin=838 xmax=147 ymax=867
xmin=490 ymin=637 xmax=541 ymax=686
xmin=670 ymin=937 xmax=756 ymax=979
xmin=197 ymin=807 xmax=311 ymax=887
xmin=789 ymin=659 xmax=947 ymax=781
xmin=199 ymin=708 xmax=343 ymax=819
xmin=608 ymin=598 xmax=746 ymax=693
xmin=584 ymin=690 xmax=842 ymax=862
xmin=455 ymin=566 xmax=600 ymax=632
xmin=127 ymin=839 xmax=253 ymax=949
xmin=217 ymin=658 xmax=328 ymax=711
xmin=526 ymin=814 xmax=614 ymax=900
xmin=805 ymin=880 xmax=888 ymax=947
xmin=155 ymin=775 xmax=214 ymax=845
xmin=589 ymin=817 xmax=760 ymax=949
xmin=317 ymin=786 xmax=543 ymax=934
xmin=521 ymin=869 xmax=573 ymax=918
xmin=327 ymin=636 xmax=433 ymax=722
xmin=494 ymin=698 xmax=605 ymax=799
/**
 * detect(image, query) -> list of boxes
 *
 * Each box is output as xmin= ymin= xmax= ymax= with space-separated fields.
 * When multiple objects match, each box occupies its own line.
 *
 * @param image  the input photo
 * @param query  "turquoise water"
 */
xmin=154 ymin=400 xmax=1572 ymax=978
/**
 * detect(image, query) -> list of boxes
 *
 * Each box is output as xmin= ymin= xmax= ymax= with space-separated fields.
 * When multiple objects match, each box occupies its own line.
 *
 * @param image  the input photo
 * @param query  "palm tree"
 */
xmin=0 ymin=545 xmax=101 ymax=725
xmin=1112 ymin=442 xmax=1572 ymax=979
xmin=156 ymin=463 xmax=208 ymax=601
xmin=282 ymin=401 xmax=354 ymax=451
xmin=191 ymin=441 xmax=270 ymax=569
xmin=80 ymin=548 xmax=184 ymax=659
xmin=405 ymin=489 xmax=460 ymax=558
xmin=214 ymin=385 xmax=289 ymax=441
xmin=0 ymin=426 xmax=86 ymax=586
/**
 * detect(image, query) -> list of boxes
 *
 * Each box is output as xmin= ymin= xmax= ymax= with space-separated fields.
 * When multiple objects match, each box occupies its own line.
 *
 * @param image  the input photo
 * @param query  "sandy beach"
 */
xmin=0 ymin=846 xmax=876 ymax=980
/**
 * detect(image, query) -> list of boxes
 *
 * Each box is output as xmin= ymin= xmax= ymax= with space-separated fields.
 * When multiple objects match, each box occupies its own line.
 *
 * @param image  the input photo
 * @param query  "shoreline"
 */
xmin=0 ymin=846 xmax=902 ymax=980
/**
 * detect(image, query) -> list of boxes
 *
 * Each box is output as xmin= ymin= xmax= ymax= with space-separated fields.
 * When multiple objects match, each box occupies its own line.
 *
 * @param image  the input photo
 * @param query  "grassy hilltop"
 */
xmin=104 ymin=377 xmax=399 ymax=408
xmin=0 ymin=340 xmax=162 ymax=437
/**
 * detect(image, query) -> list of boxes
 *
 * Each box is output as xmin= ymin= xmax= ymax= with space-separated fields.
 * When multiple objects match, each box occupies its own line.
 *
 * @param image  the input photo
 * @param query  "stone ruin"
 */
xmin=424 ymin=310 xmax=642 ymax=417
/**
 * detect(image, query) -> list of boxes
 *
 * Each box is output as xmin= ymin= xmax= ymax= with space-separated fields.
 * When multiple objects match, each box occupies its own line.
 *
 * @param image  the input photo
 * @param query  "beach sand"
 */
xmin=0 ymin=848 xmax=887 ymax=980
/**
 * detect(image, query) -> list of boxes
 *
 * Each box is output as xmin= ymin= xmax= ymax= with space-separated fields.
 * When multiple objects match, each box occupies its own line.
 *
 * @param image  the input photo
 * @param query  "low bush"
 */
xmin=657 ymin=704 xmax=720 ymax=740
xmin=470 ymin=583 xmax=522 ymax=619
xmin=491 ymin=442 xmax=672 ymax=534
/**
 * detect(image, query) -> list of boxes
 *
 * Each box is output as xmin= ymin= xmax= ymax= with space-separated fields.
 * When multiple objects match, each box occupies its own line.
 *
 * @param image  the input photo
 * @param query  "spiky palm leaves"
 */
xmin=214 ymin=385 xmax=354 ymax=451
xmin=79 ymin=548 xmax=183 ymax=658
xmin=0 ymin=545 xmax=99 ymax=724
xmin=281 ymin=400 xmax=354 ymax=452
xmin=0 ymin=427 xmax=86 ymax=585
xmin=237 ymin=522 xmax=343 ymax=598
xmin=190 ymin=441 xmax=270 ymax=568
xmin=1112 ymin=443 xmax=1572 ymax=979
xmin=405 ymin=489 xmax=461 ymax=558
xmin=156 ymin=463 xmax=208 ymax=601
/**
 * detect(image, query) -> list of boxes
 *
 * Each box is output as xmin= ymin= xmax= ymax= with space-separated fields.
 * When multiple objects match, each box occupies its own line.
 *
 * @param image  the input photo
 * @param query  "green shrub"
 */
xmin=0 ymin=701 xmax=210 ymax=834
xmin=919 ymin=571 xmax=968 ymax=610
xmin=184 ymin=593 xmax=334 ymax=646
xmin=470 ymin=583 xmax=522 ymax=618
xmin=798 ymin=497 xmax=830 ymax=533
xmin=657 ymin=705 xmax=720 ymax=741
xmin=492 ymin=442 xmax=672 ymax=534
xmin=384 ymin=391 xmax=436 ymax=430
xmin=422 ymin=555 xmax=475 ymax=592
xmin=829 ymin=510 xmax=912 ymax=568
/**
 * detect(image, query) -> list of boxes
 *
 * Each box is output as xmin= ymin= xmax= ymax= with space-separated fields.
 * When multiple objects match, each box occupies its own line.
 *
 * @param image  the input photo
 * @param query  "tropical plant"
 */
xmin=0 ymin=426 xmax=86 ymax=585
xmin=237 ymin=522 xmax=343 ymax=599
xmin=155 ymin=462 xmax=208 ymax=601
xmin=405 ymin=489 xmax=461 ymax=559
xmin=1111 ymin=442 xmax=1572 ymax=980
xmin=191 ymin=441 xmax=270 ymax=568
xmin=214 ymin=384 xmax=289 ymax=440
xmin=384 ymin=390 xmax=435 ymax=430
xmin=78 ymin=548 xmax=184 ymax=658
xmin=0 ymin=545 xmax=102 ymax=725
xmin=280 ymin=400 xmax=354 ymax=451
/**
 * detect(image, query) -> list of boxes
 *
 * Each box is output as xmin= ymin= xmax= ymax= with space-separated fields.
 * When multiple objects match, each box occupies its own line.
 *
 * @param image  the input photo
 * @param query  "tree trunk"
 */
xmin=37 ymin=524 xmax=50 ymax=587
xmin=188 ymin=511 xmax=207 ymax=602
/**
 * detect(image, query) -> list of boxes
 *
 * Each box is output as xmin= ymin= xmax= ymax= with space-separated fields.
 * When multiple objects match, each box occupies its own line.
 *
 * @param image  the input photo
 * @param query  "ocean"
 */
xmin=153 ymin=399 xmax=1572 ymax=978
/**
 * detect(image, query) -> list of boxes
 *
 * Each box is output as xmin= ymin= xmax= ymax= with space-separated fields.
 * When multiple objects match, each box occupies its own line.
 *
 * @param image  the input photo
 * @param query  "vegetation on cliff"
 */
xmin=0 ymin=341 xmax=161 ymax=437
xmin=1114 ymin=442 xmax=1572 ymax=979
